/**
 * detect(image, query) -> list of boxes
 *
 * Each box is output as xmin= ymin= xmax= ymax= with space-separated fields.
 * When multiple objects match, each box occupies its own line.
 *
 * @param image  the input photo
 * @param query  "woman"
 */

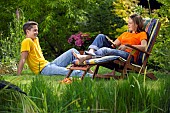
xmin=73 ymin=14 xmax=147 ymax=64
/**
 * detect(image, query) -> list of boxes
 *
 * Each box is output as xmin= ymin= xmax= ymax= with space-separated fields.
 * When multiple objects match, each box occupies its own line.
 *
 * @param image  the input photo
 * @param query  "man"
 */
xmin=17 ymin=21 xmax=91 ymax=77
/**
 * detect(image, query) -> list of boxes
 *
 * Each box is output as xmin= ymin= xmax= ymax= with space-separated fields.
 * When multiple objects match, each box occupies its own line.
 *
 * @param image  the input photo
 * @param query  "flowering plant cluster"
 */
xmin=68 ymin=32 xmax=91 ymax=50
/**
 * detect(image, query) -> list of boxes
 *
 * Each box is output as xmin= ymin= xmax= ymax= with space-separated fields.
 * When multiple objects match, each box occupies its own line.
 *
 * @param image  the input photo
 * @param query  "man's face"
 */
xmin=26 ymin=25 xmax=38 ymax=39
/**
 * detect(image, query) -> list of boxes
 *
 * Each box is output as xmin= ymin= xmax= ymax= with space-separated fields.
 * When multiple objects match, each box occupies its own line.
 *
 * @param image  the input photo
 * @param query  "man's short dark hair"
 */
xmin=23 ymin=21 xmax=38 ymax=34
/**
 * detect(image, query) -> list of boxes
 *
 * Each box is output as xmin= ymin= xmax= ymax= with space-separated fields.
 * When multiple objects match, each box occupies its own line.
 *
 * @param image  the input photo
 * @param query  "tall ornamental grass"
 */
xmin=59 ymin=75 xmax=169 ymax=113
xmin=0 ymin=89 xmax=40 ymax=113
xmin=7 ymin=73 xmax=168 ymax=113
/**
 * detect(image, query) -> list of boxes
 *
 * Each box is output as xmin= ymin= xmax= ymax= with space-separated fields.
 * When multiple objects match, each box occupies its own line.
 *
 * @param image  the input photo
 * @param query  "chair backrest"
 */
xmin=137 ymin=19 xmax=161 ymax=65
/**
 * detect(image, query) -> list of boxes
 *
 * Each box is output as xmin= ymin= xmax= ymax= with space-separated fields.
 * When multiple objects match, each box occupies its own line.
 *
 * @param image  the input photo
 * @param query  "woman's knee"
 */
xmin=96 ymin=34 xmax=106 ymax=40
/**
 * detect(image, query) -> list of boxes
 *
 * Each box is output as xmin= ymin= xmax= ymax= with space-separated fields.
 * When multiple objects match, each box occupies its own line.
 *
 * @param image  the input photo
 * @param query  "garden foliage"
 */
xmin=0 ymin=0 xmax=170 ymax=72
xmin=149 ymin=0 xmax=170 ymax=71
xmin=0 ymin=0 xmax=170 ymax=112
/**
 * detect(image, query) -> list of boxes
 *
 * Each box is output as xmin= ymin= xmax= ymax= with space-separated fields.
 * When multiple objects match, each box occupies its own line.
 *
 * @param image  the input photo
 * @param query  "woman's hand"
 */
xmin=111 ymin=43 xmax=117 ymax=49
xmin=110 ymin=39 xmax=121 ymax=49
xmin=118 ymin=45 xmax=127 ymax=51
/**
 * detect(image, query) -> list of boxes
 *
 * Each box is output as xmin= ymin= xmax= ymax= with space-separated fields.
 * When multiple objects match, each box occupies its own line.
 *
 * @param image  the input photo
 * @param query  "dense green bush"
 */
xmin=148 ymin=0 xmax=170 ymax=71
xmin=0 ymin=0 xmax=20 ymax=37
xmin=0 ymin=0 xmax=170 ymax=72
xmin=0 ymin=8 xmax=25 ymax=74
xmin=0 ymin=0 xmax=125 ymax=60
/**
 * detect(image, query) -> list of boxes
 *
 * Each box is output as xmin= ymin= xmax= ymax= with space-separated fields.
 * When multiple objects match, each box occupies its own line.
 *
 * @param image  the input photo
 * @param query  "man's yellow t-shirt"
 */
xmin=21 ymin=37 xmax=48 ymax=74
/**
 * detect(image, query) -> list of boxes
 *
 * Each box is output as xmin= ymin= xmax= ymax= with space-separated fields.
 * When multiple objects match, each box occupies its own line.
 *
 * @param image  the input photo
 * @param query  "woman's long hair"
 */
xmin=130 ymin=14 xmax=145 ymax=33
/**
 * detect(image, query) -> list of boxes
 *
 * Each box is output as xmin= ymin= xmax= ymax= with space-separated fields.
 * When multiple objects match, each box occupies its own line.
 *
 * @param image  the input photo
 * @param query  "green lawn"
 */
xmin=1 ymin=67 xmax=170 ymax=113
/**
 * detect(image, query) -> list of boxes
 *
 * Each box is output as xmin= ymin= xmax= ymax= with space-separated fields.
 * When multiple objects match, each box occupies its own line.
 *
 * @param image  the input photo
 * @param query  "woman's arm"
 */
xmin=111 ymin=39 xmax=121 ymax=48
xmin=118 ymin=40 xmax=147 ymax=51
xmin=131 ymin=40 xmax=147 ymax=51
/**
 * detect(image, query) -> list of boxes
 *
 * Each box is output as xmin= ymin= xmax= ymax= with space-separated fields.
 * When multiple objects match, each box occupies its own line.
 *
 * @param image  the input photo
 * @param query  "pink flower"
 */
xmin=68 ymin=32 xmax=91 ymax=49
xmin=68 ymin=37 xmax=73 ymax=43
xmin=75 ymin=39 xmax=83 ymax=47
xmin=73 ymin=35 xmax=79 ymax=40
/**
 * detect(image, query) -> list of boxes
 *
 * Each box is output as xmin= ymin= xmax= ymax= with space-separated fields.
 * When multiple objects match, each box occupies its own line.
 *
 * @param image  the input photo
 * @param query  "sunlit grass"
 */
xmin=1 ymin=68 xmax=170 ymax=113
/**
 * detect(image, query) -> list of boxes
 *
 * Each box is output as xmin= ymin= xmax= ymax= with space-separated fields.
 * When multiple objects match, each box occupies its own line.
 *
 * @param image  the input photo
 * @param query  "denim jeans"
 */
xmin=88 ymin=34 xmax=113 ymax=50
xmin=95 ymin=47 xmax=130 ymax=60
xmin=41 ymin=48 xmax=92 ymax=77
xmin=89 ymin=34 xmax=133 ymax=61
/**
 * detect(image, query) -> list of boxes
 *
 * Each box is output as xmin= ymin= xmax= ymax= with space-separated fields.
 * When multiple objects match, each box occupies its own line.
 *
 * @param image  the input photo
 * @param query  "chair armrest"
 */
xmin=125 ymin=44 xmax=150 ymax=55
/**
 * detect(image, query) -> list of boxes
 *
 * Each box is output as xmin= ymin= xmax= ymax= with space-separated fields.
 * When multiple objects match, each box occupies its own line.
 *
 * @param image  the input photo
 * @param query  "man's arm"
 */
xmin=17 ymin=51 xmax=28 ymax=75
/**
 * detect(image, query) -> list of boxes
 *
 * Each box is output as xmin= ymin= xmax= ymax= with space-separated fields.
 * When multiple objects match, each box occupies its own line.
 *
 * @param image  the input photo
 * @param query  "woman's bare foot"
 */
xmin=72 ymin=51 xmax=91 ymax=65
xmin=85 ymin=49 xmax=96 ymax=56
xmin=89 ymin=49 xmax=95 ymax=53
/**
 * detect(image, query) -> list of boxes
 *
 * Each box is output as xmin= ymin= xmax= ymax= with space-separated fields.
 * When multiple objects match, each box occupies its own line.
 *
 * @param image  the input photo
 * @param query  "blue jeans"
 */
xmin=89 ymin=34 xmax=133 ymax=61
xmin=88 ymin=34 xmax=113 ymax=50
xmin=95 ymin=47 xmax=130 ymax=60
xmin=41 ymin=48 xmax=92 ymax=77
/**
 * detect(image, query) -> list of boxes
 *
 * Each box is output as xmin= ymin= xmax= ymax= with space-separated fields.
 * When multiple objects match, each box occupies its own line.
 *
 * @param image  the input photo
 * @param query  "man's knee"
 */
xmin=69 ymin=48 xmax=79 ymax=53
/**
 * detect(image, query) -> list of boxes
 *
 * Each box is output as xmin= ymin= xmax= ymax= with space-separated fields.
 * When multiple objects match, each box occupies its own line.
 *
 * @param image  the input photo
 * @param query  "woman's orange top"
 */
xmin=117 ymin=31 xmax=147 ymax=62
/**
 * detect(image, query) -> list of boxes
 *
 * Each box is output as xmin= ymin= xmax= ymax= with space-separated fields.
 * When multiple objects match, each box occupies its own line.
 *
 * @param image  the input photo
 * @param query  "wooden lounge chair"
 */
xmin=66 ymin=18 xmax=161 ymax=80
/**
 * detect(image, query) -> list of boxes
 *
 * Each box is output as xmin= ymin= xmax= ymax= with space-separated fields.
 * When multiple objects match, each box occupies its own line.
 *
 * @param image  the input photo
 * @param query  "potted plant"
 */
xmin=68 ymin=32 xmax=92 ymax=54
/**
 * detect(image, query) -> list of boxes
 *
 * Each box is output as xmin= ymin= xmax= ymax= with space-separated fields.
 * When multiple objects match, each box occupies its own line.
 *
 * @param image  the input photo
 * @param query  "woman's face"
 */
xmin=128 ymin=18 xmax=137 ymax=32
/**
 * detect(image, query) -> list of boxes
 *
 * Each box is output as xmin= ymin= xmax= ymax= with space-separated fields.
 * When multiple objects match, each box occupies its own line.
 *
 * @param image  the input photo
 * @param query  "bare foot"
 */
xmin=72 ymin=51 xmax=90 ymax=65
xmin=89 ymin=49 xmax=94 ymax=53
xmin=88 ymin=69 xmax=94 ymax=74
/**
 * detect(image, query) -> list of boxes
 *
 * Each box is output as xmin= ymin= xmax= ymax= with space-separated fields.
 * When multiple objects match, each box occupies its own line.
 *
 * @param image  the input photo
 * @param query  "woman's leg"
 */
xmin=94 ymin=47 xmax=130 ymax=59
xmin=88 ymin=34 xmax=112 ymax=51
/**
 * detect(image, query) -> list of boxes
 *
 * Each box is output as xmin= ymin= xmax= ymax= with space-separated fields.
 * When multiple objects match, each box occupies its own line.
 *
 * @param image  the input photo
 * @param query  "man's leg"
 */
xmin=41 ymin=48 xmax=92 ymax=76
xmin=51 ymin=48 xmax=78 ymax=67
xmin=41 ymin=63 xmax=92 ymax=77
xmin=72 ymin=51 xmax=92 ymax=64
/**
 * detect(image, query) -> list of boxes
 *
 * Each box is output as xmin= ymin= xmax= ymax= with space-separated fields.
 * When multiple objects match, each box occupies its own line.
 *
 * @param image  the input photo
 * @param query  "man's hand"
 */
xmin=17 ymin=51 xmax=28 ymax=75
